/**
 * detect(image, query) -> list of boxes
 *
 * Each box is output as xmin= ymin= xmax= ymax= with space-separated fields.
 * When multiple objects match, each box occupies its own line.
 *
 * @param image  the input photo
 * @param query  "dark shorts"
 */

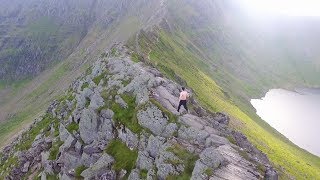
xmin=178 ymin=100 xmax=188 ymax=112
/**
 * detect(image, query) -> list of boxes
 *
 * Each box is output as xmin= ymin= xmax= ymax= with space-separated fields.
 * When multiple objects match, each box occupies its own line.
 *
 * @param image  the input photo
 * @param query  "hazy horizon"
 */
xmin=238 ymin=0 xmax=320 ymax=17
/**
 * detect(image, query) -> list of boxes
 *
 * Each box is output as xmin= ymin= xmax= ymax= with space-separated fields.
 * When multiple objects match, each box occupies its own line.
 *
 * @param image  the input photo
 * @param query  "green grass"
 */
xmin=0 ymin=105 xmax=58 ymax=151
xmin=92 ymin=72 xmax=107 ymax=85
xmin=0 ymin=156 xmax=18 ymax=178
xmin=46 ymin=174 xmax=59 ymax=180
xmin=131 ymin=52 xmax=142 ymax=63
xmin=110 ymin=94 xmax=144 ymax=134
xmin=204 ymin=168 xmax=213 ymax=177
xmin=67 ymin=94 xmax=75 ymax=102
xmin=85 ymin=97 xmax=91 ymax=108
xmin=166 ymin=158 xmax=183 ymax=166
xmin=81 ymin=82 xmax=89 ymax=90
xmin=0 ymin=113 xmax=59 ymax=178
xmin=166 ymin=144 xmax=199 ymax=179
xmin=66 ymin=122 xmax=79 ymax=133
xmin=100 ymin=90 xmax=109 ymax=100
xmin=226 ymin=135 xmax=237 ymax=145
xmin=110 ymin=48 xmax=118 ymax=56
xmin=257 ymin=163 xmax=267 ymax=176
xmin=140 ymin=169 xmax=148 ymax=179
xmin=54 ymin=93 xmax=76 ymax=121
xmin=105 ymin=140 xmax=138 ymax=172
xmin=75 ymin=165 xmax=87 ymax=178
xmin=15 ymin=114 xmax=57 ymax=151
xmin=27 ymin=61 xmax=71 ymax=102
xmin=136 ymin=29 xmax=320 ymax=179
xmin=48 ymin=140 xmax=64 ymax=160
xmin=85 ymin=67 xmax=93 ymax=75
xmin=0 ymin=78 xmax=31 ymax=94
xmin=57 ymin=90 xmax=76 ymax=103
xmin=122 ymin=79 xmax=131 ymax=86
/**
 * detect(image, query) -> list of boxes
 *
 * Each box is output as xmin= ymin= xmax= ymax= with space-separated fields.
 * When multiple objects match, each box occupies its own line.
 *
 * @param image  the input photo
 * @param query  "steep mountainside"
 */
xmin=0 ymin=45 xmax=278 ymax=179
xmin=160 ymin=0 xmax=320 ymax=101
xmin=0 ymin=0 xmax=168 ymax=81
xmin=129 ymin=0 xmax=320 ymax=179
xmin=0 ymin=0 xmax=320 ymax=179
xmin=0 ymin=0 xmax=91 ymax=80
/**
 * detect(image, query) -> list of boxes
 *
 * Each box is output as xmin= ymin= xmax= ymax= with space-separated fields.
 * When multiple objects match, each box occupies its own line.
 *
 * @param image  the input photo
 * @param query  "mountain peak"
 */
xmin=0 ymin=44 xmax=277 ymax=179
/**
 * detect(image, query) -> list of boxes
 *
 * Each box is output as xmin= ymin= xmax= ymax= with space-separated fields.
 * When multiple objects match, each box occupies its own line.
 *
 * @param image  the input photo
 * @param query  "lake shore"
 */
xmin=251 ymin=89 xmax=320 ymax=157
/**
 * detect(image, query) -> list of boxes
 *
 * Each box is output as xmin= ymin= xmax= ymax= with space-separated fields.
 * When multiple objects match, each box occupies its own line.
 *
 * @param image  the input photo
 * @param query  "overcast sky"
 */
xmin=238 ymin=0 xmax=320 ymax=17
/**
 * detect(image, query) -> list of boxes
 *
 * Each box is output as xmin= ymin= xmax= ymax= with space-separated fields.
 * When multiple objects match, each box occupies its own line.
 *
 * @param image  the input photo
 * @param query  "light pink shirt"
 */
xmin=179 ymin=91 xmax=189 ymax=100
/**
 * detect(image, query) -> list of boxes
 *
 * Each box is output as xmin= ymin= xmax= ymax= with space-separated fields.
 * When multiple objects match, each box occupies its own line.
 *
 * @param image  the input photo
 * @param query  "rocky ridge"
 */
xmin=0 ymin=44 xmax=278 ymax=180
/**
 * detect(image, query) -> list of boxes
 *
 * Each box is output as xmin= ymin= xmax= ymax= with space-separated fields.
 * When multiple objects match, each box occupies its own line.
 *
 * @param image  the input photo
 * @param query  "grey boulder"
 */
xmin=136 ymin=151 xmax=154 ymax=170
xmin=89 ymin=93 xmax=105 ymax=110
xmin=200 ymin=147 xmax=225 ymax=169
xmin=137 ymin=105 xmax=168 ymax=135
xmin=79 ymin=109 xmax=98 ymax=144
xmin=128 ymin=169 xmax=140 ymax=180
xmin=81 ymin=154 xmax=114 ymax=179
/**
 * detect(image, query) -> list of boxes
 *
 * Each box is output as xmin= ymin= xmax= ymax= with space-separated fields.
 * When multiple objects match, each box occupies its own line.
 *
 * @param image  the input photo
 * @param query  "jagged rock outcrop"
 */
xmin=0 ymin=44 xmax=278 ymax=180
xmin=137 ymin=105 xmax=169 ymax=136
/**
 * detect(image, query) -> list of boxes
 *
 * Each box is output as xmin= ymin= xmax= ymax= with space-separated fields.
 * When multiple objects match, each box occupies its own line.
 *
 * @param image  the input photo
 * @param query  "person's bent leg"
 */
xmin=183 ymin=100 xmax=188 ymax=112
xmin=177 ymin=100 xmax=182 ymax=112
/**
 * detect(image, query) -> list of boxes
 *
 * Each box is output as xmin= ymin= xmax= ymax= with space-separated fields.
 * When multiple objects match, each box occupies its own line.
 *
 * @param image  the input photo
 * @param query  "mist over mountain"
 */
xmin=0 ymin=0 xmax=319 ymax=179
xmin=1 ymin=0 xmax=319 ymax=87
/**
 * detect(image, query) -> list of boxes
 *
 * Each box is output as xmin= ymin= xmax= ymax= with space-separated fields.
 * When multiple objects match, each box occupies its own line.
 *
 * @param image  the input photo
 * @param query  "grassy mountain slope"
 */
xmin=135 ymin=29 xmax=320 ymax=179
xmin=165 ymin=0 xmax=320 ymax=100
xmin=129 ymin=0 xmax=320 ymax=179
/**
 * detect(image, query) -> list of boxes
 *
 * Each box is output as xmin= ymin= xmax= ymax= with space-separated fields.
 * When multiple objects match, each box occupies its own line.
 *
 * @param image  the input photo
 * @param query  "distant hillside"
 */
xmin=164 ymin=0 xmax=320 ymax=100
xmin=0 ymin=0 xmax=90 ymax=80
xmin=0 ymin=0 xmax=165 ymax=81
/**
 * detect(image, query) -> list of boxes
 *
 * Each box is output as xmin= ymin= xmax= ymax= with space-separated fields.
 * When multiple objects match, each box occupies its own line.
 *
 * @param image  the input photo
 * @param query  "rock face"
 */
xmin=81 ymin=154 xmax=114 ymax=179
xmin=89 ymin=93 xmax=105 ymax=110
xmin=79 ymin=109 xmax=99 ymax=144
xmin=137 ymin=105 xmax=168 ymax=135
xmin=0 ymin=45 xmax=277 ymax=180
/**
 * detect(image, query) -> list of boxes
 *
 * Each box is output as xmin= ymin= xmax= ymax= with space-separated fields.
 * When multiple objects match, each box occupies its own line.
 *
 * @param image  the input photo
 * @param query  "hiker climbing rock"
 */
xmin=177 ymin=87 xmax=189 ymax=113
